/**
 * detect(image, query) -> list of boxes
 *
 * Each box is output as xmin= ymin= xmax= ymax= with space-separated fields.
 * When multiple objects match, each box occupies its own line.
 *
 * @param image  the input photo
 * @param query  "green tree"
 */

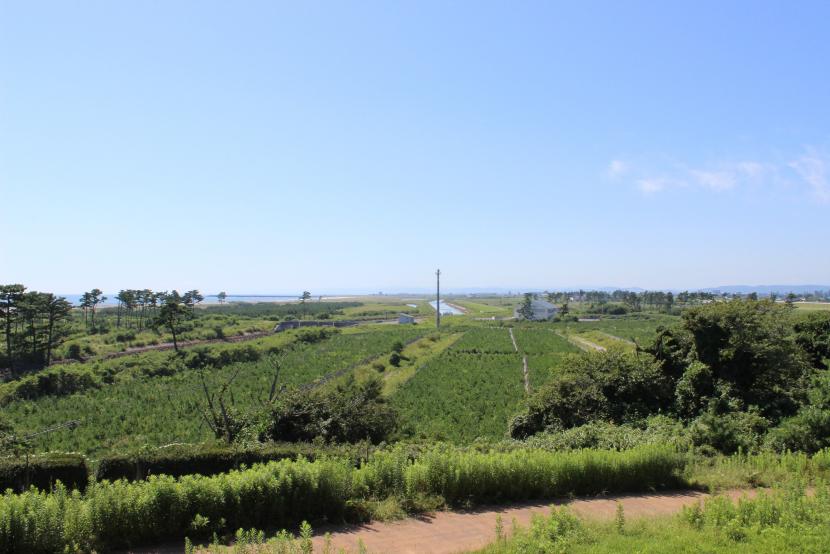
xmin=154 ymin=291 xmax=193 ymax=352
xmin=517 ymin=293 xmax=534 ymax=320
xmin=0 ymin=284 xmax=26 ymax=368
xmin=81 ymin=288 xmax=106 ymax=330
xmin=793 ymin=312 xmax=830 ymax=370
xmin=299 ymin=291 xmax=312 ymax=317
xmin=217 ymin=291 xmax=227 ymax=304
xmin=648 ymin=299 xmax=812 ymax=421
xmin=42 ymin=294 xmax=72 ymax=366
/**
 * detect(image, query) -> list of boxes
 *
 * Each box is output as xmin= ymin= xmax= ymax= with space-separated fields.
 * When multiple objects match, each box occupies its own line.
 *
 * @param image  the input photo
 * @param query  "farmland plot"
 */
xmin=7 ymin=327 xmax=425 ymax=455
xmin=392 ymin=350 xmax=524 ymax=442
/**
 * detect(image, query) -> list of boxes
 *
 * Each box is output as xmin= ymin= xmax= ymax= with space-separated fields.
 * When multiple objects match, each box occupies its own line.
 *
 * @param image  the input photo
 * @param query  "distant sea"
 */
xmin=60 ymin=294 xmax=301 ymax=307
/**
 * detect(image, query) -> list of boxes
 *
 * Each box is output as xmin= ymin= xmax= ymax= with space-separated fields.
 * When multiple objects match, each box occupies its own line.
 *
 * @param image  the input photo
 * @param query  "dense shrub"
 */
xmin=2 ymin=368 xmax=99 ymax=404
xmin=264 ymin=377 xmax=396 ymax=444
xmin=793 ymin=311 xmax=830 ymax=369
xmin=95 ymin=443 xmax=353 ymax=482
xmin=765 ymin=372 xmax=830 ymax=453
xmin=0 ymin=445 xmax=683 ymax=553
xmin=687 ymin=405 xmax=769 ymax=455
xmin=509 ymin=349 xmax=671 ymax=438
xmin=511 ymin=417 xmax=689 ymax=452
xmin=0 ymin=453 xmax=88 ymax=493
xmin=765 ymin=407 xmax=830 ymax=453
xmin=648 ymin=299 xmax=812 ymax=421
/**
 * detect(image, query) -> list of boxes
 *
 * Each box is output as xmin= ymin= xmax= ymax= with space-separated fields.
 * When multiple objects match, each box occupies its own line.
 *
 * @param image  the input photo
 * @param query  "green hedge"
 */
xmin=95 ymin=442 xmax=357 ymax=482
xmin=0 ymin=453 xmax=88 ymax=493
xmin=0 ymin=444 xmax=684 ymax=553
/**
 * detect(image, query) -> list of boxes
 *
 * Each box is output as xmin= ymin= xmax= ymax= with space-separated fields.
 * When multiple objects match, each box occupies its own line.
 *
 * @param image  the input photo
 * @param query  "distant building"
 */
xmin=514 ymin=300 xmax=558 ymax=321
xmin=398 ymin=313 xmax=416 ymax=324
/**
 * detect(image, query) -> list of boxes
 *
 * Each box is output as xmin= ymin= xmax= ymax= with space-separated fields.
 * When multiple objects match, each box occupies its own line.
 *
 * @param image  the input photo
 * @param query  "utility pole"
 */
xmin=436 ymin=268 xmax=441 ymax=329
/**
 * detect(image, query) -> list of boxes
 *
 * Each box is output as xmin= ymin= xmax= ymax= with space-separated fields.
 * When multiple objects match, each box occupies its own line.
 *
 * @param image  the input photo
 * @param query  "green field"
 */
xmin=6 ymin=327 xmax=425 ymax=455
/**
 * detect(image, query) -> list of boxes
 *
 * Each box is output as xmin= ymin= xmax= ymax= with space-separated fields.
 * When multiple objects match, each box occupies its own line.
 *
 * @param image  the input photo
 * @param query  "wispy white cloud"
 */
xmin=789 ymin=148 xmax=830 ymax=203
xmin=611 ymin=147 xmax=830 ymax=203
xmin=691 ymin=170 xmax=736 ymax=191
xmin=607 ymin=159 xmax=628 ymax=179
xmin=636 ymin=178 xmax=668 ymax=194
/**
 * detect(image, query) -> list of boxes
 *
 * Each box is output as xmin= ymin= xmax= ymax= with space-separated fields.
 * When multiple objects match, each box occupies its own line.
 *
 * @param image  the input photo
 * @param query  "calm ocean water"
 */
xmin=60 ymin=294 xmax=301 ymax=307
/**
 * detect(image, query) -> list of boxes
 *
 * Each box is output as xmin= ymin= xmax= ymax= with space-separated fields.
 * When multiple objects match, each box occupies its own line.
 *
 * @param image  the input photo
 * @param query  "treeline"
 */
xmin=541 ymin=289 xmax=716 ymax=313
xmin=510 ymin=299 xmax=830 ymax=454
xmin=202 ymin=301 xmax=361 ymax=319
xmin=110 ymin=289 xmax=203 ymax=331
xmin=0 ymin=285 xmax=73 ymax=372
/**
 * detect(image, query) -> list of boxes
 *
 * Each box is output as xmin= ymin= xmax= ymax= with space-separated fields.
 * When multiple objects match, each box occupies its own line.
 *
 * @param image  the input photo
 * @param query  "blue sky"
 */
xmin=2 ymin=1 xmax=829 ymax=294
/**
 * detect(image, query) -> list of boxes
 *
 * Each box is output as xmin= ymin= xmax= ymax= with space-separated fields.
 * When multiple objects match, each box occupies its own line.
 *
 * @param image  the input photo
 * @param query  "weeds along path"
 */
xmin=132 ymin=490 xmax=759 ymax=554
xmin=556 ymin=330 xmax=605 ymax=352
xmin=300 ymin=489 xmax=757 ymax=554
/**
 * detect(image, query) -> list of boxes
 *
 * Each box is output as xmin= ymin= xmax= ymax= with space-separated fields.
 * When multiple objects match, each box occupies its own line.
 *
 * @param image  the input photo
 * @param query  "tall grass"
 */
xmin=0 ymin=445 xmax=683 ymax=553
xmin=687 ymin=448 xmax=830 ymax=490
xmin=479 ymin=483 xmax=830 ymax=553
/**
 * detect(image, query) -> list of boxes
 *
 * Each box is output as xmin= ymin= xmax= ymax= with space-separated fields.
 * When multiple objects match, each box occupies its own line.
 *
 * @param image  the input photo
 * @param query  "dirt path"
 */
xmin=595 ymin=330 xmax=635 ymax=346
xmin=305 ymin=490 xmax=754 ymax=554
xmin=507 ymin=328 xmax=519 ymax=352
xmin=132 ymin=489 xmax=756 ymax=554
xmin=507 ymin=329 xmax=529 ymax=393
xmin=557 ymin=331 xmax=605 ymax=352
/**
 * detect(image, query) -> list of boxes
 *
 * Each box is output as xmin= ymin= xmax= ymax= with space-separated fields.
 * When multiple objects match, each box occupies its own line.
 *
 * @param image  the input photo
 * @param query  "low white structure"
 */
xmin=514 ymin=300 xmax=558 ymax=321
xmin=398 ymin=313 xmax=416 ymax=324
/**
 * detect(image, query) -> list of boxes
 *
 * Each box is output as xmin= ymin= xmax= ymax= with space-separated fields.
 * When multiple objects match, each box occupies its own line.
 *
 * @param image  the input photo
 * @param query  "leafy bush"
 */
xmin=509 ymin=349 xmax=671 ymax=438
xmin=512 ymin=416 xmax=689 ymax=452
xmin=687 ymin=406 xmax=769 ymax=455
xmin=264 ymin=377 xmax=396 ymax=444
xmin=765 ymin=407 xmax=830 ymax=454
xmin=648 ymin=299 xmax=811 ymax=421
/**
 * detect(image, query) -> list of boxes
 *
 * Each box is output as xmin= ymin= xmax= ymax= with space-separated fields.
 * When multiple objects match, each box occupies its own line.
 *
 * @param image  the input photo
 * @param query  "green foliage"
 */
xmin=652 ymin=299 xmax=811 ymax=421
xmin=511 ymin=416 xmax=689 ymax=452
xmin=95 ymin=442 xmax=356 ymax=482
xmin=393 ymin=349 xmax=524 ymax=442
xmin=6 ymin=328 xmax=424 ymax=455
xmin=450 ymin=328 xmax=516 ymax=353
xmin=509 ymin=349 xmax=671 ymax=438
xmin=202 ymin=301 xmax=360 ymax=319
xmin=687 ymin=405 xmax=770 ymax=455
xmin=0 ymin=453 xmax=88 ymax=493
xmin=793 ymin=311 xmax=830 ymax=369
xmin=482 ymin=484 xmax=830 ymax=553
xmin=765 ymin=372 xmax=830 ymax=453
xmin=264 ymin=377 xmax=396 ymax=444
xmin=0 ymin=444 xmax=683 ymax=553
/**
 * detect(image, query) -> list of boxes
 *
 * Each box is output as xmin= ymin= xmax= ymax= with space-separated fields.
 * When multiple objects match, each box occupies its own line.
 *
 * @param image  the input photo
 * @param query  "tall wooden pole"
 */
xmin=436 ymin=268 xmax=441 ymax=329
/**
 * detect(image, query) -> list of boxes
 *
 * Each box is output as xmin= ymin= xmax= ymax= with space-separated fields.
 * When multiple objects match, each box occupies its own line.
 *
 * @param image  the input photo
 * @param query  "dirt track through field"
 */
xmin=557 ymin=330 xmax=605 ymax=352
xmin=304 ymin=489 xmax=754 ymax=554
xmin=507 ymin=329 xmax=530 ymax=393
xmin=132 ymin=489 xmax=756 ymax=554
xmin=507 ymin=328 xmax=519 ymax=352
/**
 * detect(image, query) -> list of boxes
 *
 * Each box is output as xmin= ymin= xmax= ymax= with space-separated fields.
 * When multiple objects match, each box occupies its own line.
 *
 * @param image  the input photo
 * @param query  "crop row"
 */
xmin=392 ymin=350 xmax=525 ymax=442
